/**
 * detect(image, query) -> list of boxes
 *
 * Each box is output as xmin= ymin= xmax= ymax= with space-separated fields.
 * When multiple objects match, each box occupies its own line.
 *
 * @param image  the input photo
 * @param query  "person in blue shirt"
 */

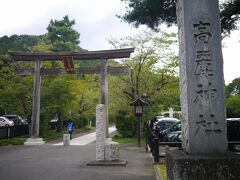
xmin=67 ymin=121 xmax=73 ymax=140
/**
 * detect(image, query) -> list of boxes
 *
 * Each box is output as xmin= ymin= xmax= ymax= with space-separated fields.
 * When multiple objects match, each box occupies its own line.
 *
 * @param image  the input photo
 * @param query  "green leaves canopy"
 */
xmin=47 ymin=15 xmax=81 ymax=52
xmin=121 ymin=0 xmax=240 ymax=35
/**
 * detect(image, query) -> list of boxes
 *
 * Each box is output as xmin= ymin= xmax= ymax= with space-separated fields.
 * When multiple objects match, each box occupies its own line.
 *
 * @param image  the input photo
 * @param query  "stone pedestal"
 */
xmin=166 ymin=149 xmax=240 ymax=180
xmin=105 ymin=138 xmax=119 ymax=161
xmin=63 ymin=134 xmax=70 ymax=146
xmin=24 ymin=138 xmax=45 ymax=146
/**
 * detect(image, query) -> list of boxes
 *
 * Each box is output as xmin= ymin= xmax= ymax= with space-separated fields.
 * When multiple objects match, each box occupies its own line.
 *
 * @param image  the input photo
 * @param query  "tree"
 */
xmin=47 ymin=15 xmax=81 ymax=52
xmin=0 ymin=34 xmax=48 ymax=54
xmin=46 ymin=15 xmax=83 ymax=131
xmin=226 ymin=77 xmax=240 ymax=97
xmin=226 ymin=95 xmax=240 ymax=117
xmin=108 ymin=30 xmax=180 ymax=134
xmin=120 ymin=0 xmax=176 ymax=30
xmin=120 ymin=0 xmax=240 ymax=35
xmin=108 ymin=30 xmax=178 ymax=103
xmin=220 ymin=0 xmax=240 ymax=35
xmin=41 ymin=77 xmax=77 ymax=132
xmin=225 ymin=77 xmax=240 ymax=117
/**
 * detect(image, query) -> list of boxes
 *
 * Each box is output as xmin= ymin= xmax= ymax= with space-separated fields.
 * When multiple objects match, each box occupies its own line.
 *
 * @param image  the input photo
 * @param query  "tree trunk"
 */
xmin=56 ymin=111 xmax=62 ymax=132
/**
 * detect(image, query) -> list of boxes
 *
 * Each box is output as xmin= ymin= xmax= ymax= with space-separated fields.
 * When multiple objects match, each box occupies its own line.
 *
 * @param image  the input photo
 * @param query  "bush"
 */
xmin=115 ymin=110 xmax=135 ymax=137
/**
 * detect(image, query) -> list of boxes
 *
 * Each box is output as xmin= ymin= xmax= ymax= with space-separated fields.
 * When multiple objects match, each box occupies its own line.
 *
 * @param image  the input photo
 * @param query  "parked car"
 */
xmin=155 ymin=117 xmax=180 ymax=137
xmin=0 ymin=116 xmax=14 ymax=126
xmin=161 ymin=119 xmax=240 ymax=149
xmin=164 ymin=130 xmax=181 ymax=144
xmin=158 ymin=121 xmax=181 ymax=141
xmin=3 ymin=115 xmax=28 ymax=126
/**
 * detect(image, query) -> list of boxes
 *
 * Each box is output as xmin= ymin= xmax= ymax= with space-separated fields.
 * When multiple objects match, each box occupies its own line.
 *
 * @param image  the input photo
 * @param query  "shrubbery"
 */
xmin=115 ymin=110 xmax=135 ymax=137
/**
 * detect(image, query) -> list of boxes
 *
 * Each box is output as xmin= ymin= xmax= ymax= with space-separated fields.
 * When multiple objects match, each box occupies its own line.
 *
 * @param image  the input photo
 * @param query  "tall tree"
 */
xmin=47 ymin=15 xmax=81 ymax=52
xmin=46 ymin=15 xmax=82 ymax=132
xmin=108 ymin=30 xmax=179 ymax=121
xmin=109 ymin=30 xmax=178 ymax=101
xmin=120 ymin=0 xmax=240 ymax=35
xmin=120 ymin=0 xmax=176 ymax=30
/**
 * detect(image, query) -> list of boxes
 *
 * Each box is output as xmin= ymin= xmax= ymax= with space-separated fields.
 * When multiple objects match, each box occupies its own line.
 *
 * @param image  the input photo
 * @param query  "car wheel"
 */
xmin=5 ymin=124 xmax=9 ymax=127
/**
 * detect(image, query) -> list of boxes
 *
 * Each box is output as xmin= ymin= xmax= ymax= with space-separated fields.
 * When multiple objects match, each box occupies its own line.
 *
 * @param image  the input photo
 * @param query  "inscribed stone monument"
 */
xmin=96 ymin=104 xmax=106 ymax=161
xmin=177 ymin=0 xmax=228 ymax=155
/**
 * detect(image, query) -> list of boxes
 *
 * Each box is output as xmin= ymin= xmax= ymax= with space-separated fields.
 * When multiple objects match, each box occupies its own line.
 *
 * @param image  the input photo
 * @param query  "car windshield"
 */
xmin=0 ymin=117 xmax=9 ymax=121
xmin=171 ymin=122 xmax=182 ymax=131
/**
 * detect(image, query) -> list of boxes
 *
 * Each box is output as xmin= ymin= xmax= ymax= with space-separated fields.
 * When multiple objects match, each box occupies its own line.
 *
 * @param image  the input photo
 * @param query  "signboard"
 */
xmin=63 ymin=56 xmax=74 ymax=72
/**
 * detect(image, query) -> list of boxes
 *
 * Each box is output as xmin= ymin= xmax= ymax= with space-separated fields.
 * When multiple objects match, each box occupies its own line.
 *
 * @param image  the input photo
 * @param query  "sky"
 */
xmin=0 ymin=0 xmax=240 ymax=84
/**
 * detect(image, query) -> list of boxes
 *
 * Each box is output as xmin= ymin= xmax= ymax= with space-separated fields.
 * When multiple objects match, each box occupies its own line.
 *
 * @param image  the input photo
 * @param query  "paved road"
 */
xmin=54 ymin=127 xmax=117 ymax=146
xmin=0 ymin=144 xmax=155 ymax=180
xmin=0 ymin=128 xmax=156 ymax=180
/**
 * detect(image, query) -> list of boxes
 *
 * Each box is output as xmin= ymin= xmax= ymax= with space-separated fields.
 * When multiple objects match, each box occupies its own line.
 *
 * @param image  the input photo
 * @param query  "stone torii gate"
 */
xmin=10 ymin=48 xmax=134 ymax=145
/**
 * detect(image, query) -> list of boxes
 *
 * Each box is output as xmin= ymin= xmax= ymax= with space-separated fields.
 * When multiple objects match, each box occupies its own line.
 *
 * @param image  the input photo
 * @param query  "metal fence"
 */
xmin=0 ymin=125 xmax=29 ymax=139
xmin=146 ymin=126 xmax=240 ymax=163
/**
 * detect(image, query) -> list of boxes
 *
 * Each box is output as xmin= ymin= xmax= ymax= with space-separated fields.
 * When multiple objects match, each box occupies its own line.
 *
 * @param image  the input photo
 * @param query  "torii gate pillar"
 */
xmin=24 ymin=60 xmax=45 ymax=145
xmin=100 ymin=59 xmax=109 ymax=137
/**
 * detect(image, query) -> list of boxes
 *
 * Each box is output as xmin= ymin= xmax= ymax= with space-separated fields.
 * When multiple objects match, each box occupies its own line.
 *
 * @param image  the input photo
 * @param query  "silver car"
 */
xmin=0 ymin=116 xmax=14 ymax=126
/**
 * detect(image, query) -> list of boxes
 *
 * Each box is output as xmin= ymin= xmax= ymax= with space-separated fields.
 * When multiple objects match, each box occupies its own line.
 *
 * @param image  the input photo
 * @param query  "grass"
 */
xmin=157 ymin=164 xmax=167 ymax=180
xmin=42 ymin=130 xmax=68 ymax=142
xmin=0 ymin=137 xmax=27 ymax=146
xmin=112 ymin=133 xmax=146 ymax=144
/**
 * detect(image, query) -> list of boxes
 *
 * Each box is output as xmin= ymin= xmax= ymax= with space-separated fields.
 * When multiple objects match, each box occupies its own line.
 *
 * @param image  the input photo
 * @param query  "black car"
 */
xmin=159 ymin=121 xmax=181 ymax=141
xmin=155 ymin=117 xmax=180 ymax=137
xmin=3 ymin=115 xmax=28 ymax=126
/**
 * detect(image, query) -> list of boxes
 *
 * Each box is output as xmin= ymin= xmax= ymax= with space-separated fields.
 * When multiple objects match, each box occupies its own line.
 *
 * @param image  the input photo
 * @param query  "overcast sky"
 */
xmin=0 ymin=0 xmax=239 ymax=84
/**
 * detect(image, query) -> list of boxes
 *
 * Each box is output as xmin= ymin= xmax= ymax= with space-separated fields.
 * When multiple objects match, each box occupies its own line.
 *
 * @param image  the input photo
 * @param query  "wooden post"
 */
xmin=137 ymin=115 xmax=141 ymax=147
xmin=101 ymin=58 xmax=109 ymax=138
xmin=31 ymin=60 xmax=42 ymax=138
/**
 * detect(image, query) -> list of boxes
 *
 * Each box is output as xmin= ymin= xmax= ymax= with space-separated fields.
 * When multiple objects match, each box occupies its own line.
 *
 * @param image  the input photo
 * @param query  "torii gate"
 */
xmin=10 ymin=48 xmax=134 ymax=145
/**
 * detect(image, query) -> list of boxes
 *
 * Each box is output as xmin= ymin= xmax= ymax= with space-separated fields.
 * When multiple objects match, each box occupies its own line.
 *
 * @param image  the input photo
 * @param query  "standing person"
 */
xmin=68 ymin=121 xmax=73 ymax=140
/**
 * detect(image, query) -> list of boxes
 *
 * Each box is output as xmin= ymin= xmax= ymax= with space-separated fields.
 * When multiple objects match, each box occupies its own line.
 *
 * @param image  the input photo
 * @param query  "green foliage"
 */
xmin=225 ymin=77 xmax=240 ymax=117
xmin=115 ymin=110 xmax=135 ymax=137
xmin=226 ymin=95 xmax=240 ymax=117
xmin=108 ymin=30 xmax=180 ymax=119
xmin=47 ymin=15 xmax=81 ymax=52
xmin=220 ymin=0 xmax=240 ymax=36
xmin=0 ymin=137 xmax=26 ymax=146
xmin=0 ymin=35 xmax=48 ymax=54
xmin=113 ymin=133 xmax=146 ymax=144
xmin=42 ymin=129 xmax=68 ymax=141
xmin=226 ymin=77 xmax=240 ymax=97
xmin=120 ymin=0 xmax=176 ymax=30
xmin=121 ymin=0 xmax=240 ymax=35
xmin=0 ymin=60 xmax=33 ymax=120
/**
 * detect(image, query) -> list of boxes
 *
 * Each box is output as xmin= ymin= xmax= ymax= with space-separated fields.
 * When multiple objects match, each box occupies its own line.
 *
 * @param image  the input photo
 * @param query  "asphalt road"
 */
xmin=0 ymin=143 xmax=155 ymax=180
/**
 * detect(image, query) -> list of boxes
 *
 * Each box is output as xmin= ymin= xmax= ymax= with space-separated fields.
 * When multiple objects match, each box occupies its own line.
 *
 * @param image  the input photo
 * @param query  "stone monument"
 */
xmin=87 ymin=104 xmax=126 ymax=166
xmin=96 ymin=104 xmax=106 ymax=161
xmin=166 ymin=0 xmax=240 ymax=179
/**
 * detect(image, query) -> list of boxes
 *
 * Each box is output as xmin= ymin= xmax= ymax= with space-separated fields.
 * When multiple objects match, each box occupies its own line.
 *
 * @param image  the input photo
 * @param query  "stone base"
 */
xmin=105 ymin=138 xmax=119 ymax=161
xmin=86 ymin=160 xmax=127 ymax=166
xmin=24 ymin=138 xmax=45 ymax=146
xmin=166 ymin=149 xmax=240 ymax=180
